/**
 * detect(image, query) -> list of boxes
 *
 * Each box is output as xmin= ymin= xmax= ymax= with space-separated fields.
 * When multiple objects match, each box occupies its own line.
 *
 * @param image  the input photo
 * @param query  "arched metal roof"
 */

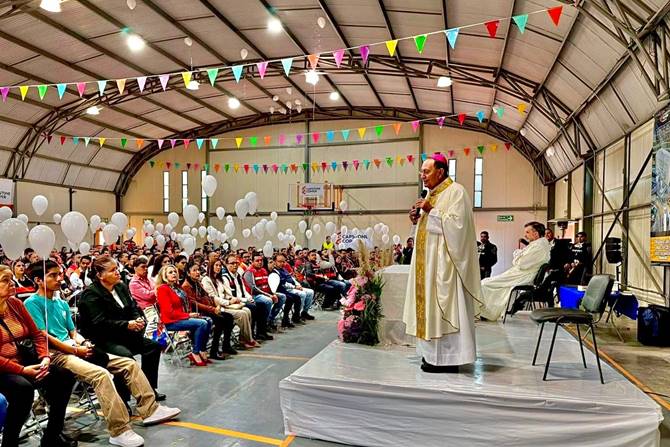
xmin=0 ymin=0 xmax=668 ymax=194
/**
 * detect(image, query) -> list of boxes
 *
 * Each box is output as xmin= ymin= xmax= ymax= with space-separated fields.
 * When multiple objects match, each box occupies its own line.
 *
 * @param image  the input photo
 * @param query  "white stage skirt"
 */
xmin=280 ymin=318 xmax=662 ymax=447
xmin=378 ymin=264 xmax=414 ymax=346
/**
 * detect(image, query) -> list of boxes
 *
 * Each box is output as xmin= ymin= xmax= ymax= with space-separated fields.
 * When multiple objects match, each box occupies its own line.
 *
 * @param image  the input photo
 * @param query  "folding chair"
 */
xmin=163 ymin=331 xmax=192 ymax=367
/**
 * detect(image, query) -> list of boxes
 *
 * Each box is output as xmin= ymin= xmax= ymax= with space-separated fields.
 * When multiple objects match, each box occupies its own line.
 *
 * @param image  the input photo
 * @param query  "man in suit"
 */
xmin=477 ymin=231 xmax=498 ymax=279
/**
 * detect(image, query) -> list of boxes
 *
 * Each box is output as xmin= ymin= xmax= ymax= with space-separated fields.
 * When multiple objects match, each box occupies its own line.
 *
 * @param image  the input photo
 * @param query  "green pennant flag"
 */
xmin=37 ymin=85 xmax=48 ymax=100
xmin=414 ymin=34 xmax=427 ymax=54
xmin=282 ymin=164 xmax=288 ymax=173
xmin=224 ymin=163 xmax=230 ymax=172
xmin=175 ymin=162 xmax=181 ymax=169
xmin=363 ymin=159 xmax=371 ymax=169
xmin=249 ymin=136 xmax=258 ymax=147
xmin=374 ymin=125 xmax=384 ymax=138
xmin=512 ymin=14 xmax=529 ymax=33
xmin=121 ymin=138 xmax=127 ymax=148
xmin=207 ymin=68 xmax=219 ymax=86
xmin=386 ymin=157 xmax=393 ymax=167
xmin=149 ymin=160 xmax=155 ymax=168
xmin=203 ymin=163 xmax=209 ymax=171
xmin=302 ymin=162 xmax=308 ymax=171
xmin=477 ymin=145 xmax=485 ymax=154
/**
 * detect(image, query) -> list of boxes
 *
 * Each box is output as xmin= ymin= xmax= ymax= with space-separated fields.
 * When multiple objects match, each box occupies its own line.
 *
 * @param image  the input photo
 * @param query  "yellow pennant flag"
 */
xmin=116 ymin=79 xmax=126 ymax=95
xmin=517 ymin=103 xmax=527 ymax=114
xmin=491 ymin=144 xmax=498 ymax=152
xmin=156 ymin=161 xmax=163 ymax=169
xmin=19 ymin=85 xmax=29 ymax=100
xmin=311 ymin=162 xmax=318 ymax=172
xmin=233 ymin=163 xmax=240 ymax=173
xmin=358 ymin=127 xmax=367 ymax=139
xmin=235 ymin=137 xmax=243 ymax=148
xmin=396 ymin=155 xmax=403 ymax=163
xmin=98 ymin=137 xmax=106 ymax=147
xmin=385 ymin=40 xmax=398 ymax=56
xmin=181 ymin=72 xmax=192 ymax=88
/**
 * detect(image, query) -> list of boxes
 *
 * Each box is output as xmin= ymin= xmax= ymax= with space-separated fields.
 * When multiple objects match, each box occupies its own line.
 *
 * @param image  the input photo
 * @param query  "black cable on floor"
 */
xmin=645 ymin=391 xmax=670 ymax=399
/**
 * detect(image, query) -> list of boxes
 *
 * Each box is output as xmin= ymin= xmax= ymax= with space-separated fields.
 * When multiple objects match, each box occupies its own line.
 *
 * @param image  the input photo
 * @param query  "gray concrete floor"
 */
xmin=19 ymin=310 xmax=670 ymax=446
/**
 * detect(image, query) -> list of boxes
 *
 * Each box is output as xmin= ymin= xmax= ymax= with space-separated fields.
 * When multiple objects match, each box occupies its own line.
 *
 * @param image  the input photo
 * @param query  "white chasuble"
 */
xmin=479 ymin=237 xmax=551 ymax=321
xmin=403 ymin=179 xmax=482 ymax=366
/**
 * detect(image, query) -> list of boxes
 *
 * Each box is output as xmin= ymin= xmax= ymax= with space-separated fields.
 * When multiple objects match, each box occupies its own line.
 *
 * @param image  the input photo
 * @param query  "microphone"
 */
xmin=413 ymin=189 xmax=428 ymax=219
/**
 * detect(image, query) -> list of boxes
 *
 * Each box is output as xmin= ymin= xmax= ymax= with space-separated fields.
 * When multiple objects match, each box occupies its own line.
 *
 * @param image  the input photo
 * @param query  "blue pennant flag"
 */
xmin=232 ymin=65 xmax=244 ymax=83
xmin=476 ymin=111 xmax=485 ymax=123
xmin=326 ymin=130 xmax=335 ymax=142
xmin=512 ymin=14 xmax=529 ymax=33
xmin=341 ymin=129 xmax=350 ymax=141
xmin=281 ymin=58 xmax=293 ymax=76
xmin=445 ymin=28 xmax=459 ymax=49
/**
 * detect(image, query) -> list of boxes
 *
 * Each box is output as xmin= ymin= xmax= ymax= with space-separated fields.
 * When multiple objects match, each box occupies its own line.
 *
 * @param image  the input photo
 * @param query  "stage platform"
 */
xmin=279 ymin=317 xmax=663 ymax=447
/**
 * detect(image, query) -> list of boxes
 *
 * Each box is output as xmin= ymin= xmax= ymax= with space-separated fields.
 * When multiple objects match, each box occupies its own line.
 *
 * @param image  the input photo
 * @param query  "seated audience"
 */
xmin=128 ymin=257 xmax=160 ymax=337
xmin=244 ymin=254 xmax=286 ymax=332
xmin=69 ymin=255 xmax=92 ymax=292
xmin=273 ymin=254 xmax=315 ymax=322
xmin=11 ymin=260 xmax=35 ymax=301
xmin=304 ymin=250 xmax=349 ymax=310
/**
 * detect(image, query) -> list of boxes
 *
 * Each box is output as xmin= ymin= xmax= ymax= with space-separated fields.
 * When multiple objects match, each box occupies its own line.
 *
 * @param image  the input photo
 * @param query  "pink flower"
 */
xmin=353 ymin=300 xmax=366 ymax=311
xmin=337 ymin=318 xmax=345 ymax=336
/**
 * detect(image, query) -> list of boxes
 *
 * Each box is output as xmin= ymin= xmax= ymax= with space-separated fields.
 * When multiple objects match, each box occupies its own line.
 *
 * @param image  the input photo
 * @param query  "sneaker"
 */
xmin=301 ymin=312 xmax=315 ymax=320
xmin=109 ymin=429 xmax=144 ymax=447
xmin=142 ymin=405 xmax=181 ymax=426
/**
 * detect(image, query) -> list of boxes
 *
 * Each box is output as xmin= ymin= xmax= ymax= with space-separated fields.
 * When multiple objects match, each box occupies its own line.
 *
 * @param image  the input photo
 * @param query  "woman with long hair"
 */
xmin=155 ymin=265 xmax=211 ymax=366
xmin=149 ymin=254 xmax=171 ymax=279
xmin=201 ymin=259 xmax=259 ymax=349
xmin=11 ymin=260 xmax=35 ymax=301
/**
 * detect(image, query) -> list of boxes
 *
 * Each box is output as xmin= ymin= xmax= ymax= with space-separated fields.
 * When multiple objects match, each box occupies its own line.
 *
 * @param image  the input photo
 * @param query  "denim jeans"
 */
xmin=166 ymin=318 xmax=211 ymax=353
xmin=290 ymin=287 xmax=314 ymax=313
xmin=0 ymin=392 xmax=6 ymax=433
xmin=269 ymin=292 xmax=286 ymax=323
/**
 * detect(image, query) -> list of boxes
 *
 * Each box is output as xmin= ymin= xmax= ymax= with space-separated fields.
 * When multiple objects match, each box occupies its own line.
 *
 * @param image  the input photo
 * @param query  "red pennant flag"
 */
xmin=183 ymin=139 xmax=191 ymax=149
xmin=458 ymin=113 xmax=466 ymax=125
xmin=186 ymin=163 xmax=192 ymax=170
xmin=243 ymin=164 xmax=250 ymax=173
xmin=393 ymin=123 xmax=402 ymax=135
xmin=264 ymin=135 xmax=271 ymax=145
xmin=407 ymin=155 xmax=414 ymax=164
xmin=290 ymin=163 xmax=298 ymax=173
xmin=194 ymin=163 xmax=199 ymax=170
xmin=547 ymin=6 xmax=563 ymax=26
xmin=373 ymin=159 xmax=381 ymax=168
xmin=272 ymin=164 xmax=278 ymax=173
xmin=312 ymin=132 xmax=320 ymax=144
xmin=60 ymin=135 xmax=66 ymax=145
xmin=321 ymin=162 xmax=328 ymax=172
xmin=45 ymin=134 xmax=53 ymax=144
xmin=504 ymin=142 xmax=512 ymax=151
xmin=448 ymin=150 xmax=455 ymax=158
xmin=214 ymin=163 xmax=221 ymax=173
xmin=166 ymin=162 xmax=172 ymax=169
xmin=464 ymin=147 xmax=471 ymax=156
xmin=353 ymin=160 xmax=360 ymax=170
xmin=485 ymin=20 xmax=499 ymax=38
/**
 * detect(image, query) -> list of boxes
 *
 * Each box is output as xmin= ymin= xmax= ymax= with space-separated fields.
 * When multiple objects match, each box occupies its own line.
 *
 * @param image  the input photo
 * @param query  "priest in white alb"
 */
xmin=403 ymin=154 xmax=482 ymax=373
xmin=479 ymin=222 xmax=551 ymax=321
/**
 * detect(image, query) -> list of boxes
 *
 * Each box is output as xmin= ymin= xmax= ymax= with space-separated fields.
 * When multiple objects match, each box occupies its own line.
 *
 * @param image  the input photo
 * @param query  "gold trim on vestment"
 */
xmin=414 ymin=178 xmax=453 ymax=340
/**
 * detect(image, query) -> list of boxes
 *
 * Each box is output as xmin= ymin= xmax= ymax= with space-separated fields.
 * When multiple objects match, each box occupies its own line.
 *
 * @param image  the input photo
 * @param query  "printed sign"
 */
xmin=339 ymin=233 xmax=372 ymax=250
xmin=0 ymin=178 xmax=14 ymax=207
xmin=651 ymin=105 xmax=670 ymax=264
xmin=300 ymin=183 xmax=324 ymax=198
xmin=497 ymin=215 xmax=514 ymax=222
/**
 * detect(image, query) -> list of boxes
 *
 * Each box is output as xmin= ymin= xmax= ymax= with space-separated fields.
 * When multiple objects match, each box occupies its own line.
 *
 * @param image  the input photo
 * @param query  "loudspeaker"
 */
xmin=605 ymin=237 xmax=622 ymax=264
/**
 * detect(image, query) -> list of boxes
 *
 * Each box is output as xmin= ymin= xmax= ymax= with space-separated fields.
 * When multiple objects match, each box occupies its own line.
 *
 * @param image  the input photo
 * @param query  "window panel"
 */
xmin=474 ymin=157 xmax=483 ymax=208
xmin=448 ymin=159 xmax=457 ymax=182
xmin=181 ymin=171 xmax=188 ymax=211
xmin=162 ymin=171 xmax=169 ymax=213
xmin=201 ymin=170 xmax=208 ymax=212
xmin=474 ymin=191 xmax=482 ymax=208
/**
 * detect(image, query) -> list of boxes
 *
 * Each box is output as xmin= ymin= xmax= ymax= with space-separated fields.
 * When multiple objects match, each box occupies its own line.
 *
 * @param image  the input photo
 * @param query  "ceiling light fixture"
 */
xmin=40 ymin=0 xmax=62 ymax=12
xmin=437 ymin=76 xmax=452 ymax=88
xmin=546 ymin=146 xmax=555 ymax=157
xmin=305 ymin=70 xmax=319 ymax=85
xmin=126 ymin=33 xmax=145 ymax=52
xmin=520 ymin=127 xmax=528 ymax=137
xmin=268 ymin=17 xmax=283 ymax=33
xmin=329 ymin=91 xmax=340 ymax=101
xmin=86 ymin=106 xmax=101 ymax=115
xmin=228 ymin=97 xmax=241 ymax=109
xmin=186 ymin=80 xmax=200 ymax=91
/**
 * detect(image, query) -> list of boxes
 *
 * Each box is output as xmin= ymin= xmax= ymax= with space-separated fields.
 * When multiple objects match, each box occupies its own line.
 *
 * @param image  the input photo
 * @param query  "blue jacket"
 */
xmin=273 ymin=268 xmax=297 ymax=294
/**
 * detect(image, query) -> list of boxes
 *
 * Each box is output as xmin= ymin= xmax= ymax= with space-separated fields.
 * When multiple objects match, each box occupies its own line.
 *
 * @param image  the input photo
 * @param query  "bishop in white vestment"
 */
xmin=403 ymin=155 xmax=482 ymax=373
xmin=479 ymin=223 xmax=551 ymax=321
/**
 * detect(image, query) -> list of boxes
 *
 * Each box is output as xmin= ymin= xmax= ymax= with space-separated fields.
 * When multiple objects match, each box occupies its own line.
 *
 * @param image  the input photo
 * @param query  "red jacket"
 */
xmin=0 ymin=297 xmax=49 ymax=374
xmin=156 ymin=284 xmax=190 ymax=324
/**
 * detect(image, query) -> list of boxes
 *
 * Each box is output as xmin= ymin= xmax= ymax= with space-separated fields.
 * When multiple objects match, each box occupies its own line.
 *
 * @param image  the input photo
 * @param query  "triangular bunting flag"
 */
xmin=517 ymin=103 xmax=527 ymax=114
xmin=83 ymin=137 xmax=90 ymax=147
xmin=341 ymin=129 xmax=350 ymax=141
xmin=301 ymin=162 xmax=308 ymax=172
xmin=373 ymin=159 xmax=381 ymax=168
xmin=159 ymin=74 xmax=169 ymax=90
xmin=272 ymin=164 xmax=279 ymax=174
xmin=136 ymin=139 xmax=144 ymax=149
xmin=232 ymin=65 xmax=243 ymax=83
xmin=76 ymin=82 xmax=86 ymax=97
xmin=204 ymin=163 xmax=209 ymax=171
xmin=249 ymin=136 xmax=258 ymax=147
xmin=57 ymin=83 xmax=66 ymax=99
xmin=307 ymin=54 xmax=319 ymax=69
xmin=73 ymin=137 xmax=79 ymax=146
xmin=477 ymin=145 xmax=485 ymax=155
xmin=214 ymin=163 xmax=221 ymax=173
xmin=296 ymin=134 xmax=304 ymax=144
xmin=196 ymin=138 xmax=204 ymax=150
xmin=207 ymin=68 xmax=219 ymax=86
xmin=436 ymin=116 xmax=445 ymax=128
xmin=476 ymin=111 xmax=485 ymax=123
xmin=186 ymin=163 xmax=192 ymax=170
xmin=464 ymin=147 xmax=471 ymax=156
xmin=116 ymin=78 xmax=126 ymax=95
xmin=264 ymin=135 xmax=271 ymax=145
xmin=37 ymin=85 xmax=47 ymax=100
xmin=60 ymin=135 xmax=66 ymax=145
xmin=414 ymin=34 xmax=427 ymax=54
xmin=496 ymin=106 xmax=504 ymax=119
xmin=358 ymin=127 xmax=366 ymax=139
xmin=225 ymin=163 xmax=230 ymax=173
xmin=166 ymin=162 xmax=172 ymax=169
xmin=321 ymin=162 xmax=327 ymax=172
xmin=360 ymin=45 xmax=370 ymax=64
xmin=121 ymin=138 xmax=127 ymax=148
xmin=513 ymin=14 xmax=528 ymax=33
xmin=385 ymin=40 xmax=398 ymax=56
xmin=182 ymin=139 xmax=190 ymax=149
xmin=256 ymin=61 xmax=268 ymax=79
xmin=45 ymin=134 xmax=52 ymax=144
xmin=458 ymin=113 xmax=466 ymax=125
xmin=176 ymin=163 xmax=181 ymax=170
xmin=19 ymin=85 xmax=28 ymax=100
xmin=261 ymin=164 xmax=267 ymax=174
xmin=485 ymin=20 xmax=500 ymax=38
xmin=330 ymin=161 xmax=337 ymax=171
xmin=504 ymin=142 xmax=512 ymax=151
xmin=244 ymin=164 xmax=250 ymax=174
xmin=137 ymin=76 xmax=147 ymax=92
xmin=445 ymin=28 xmax=459 ymax=49
xmin=393 ymin=123 xmax=402 ymax=135
xmin=411 ymin=120 xmax=420 ymax=132
xmin=333 ymin=49 xmax=345 ymax=68
xmin=281 ymin=58 xmax=293 ymax=76
xmin=98 ymin=137 xmax=106 ymax=147
xmin=157 ymin=139 xmax=164 ymax=149
xmin=326 ymin=130 xmax=335 ymax=142
xmin=181 ymin=72 xmax=192 ymax=88
xmin=0 ymin=87 xmax=9 ymax=102
xmin=278 ymin=134 xmax=286 ymax=145
xmin=149 ymin=160 xmax=155 ymax=168
xmin=235 ymin=137 xmax=243 ymax=148
xmin=353 ymin=160 xmax=360 ymax=170
xmin=97 ymin=80 xmax=107 ymax=96
xmin=234 ymin=164 xmax=240 ymax=173
xmin=211 ymin=138 xmax=218 ymax=149
xmin=311 ymin=162 xmax=318 ymax=173
xmin=491 ymin=144 xmax=498 ymax=152
xmin=312 ymin=132 xmax=320 ymax=144
xmin=170 ymin=139 xmax=177 ymax=149
xmin=385 ymin=157 xmax=393 ymax=167
xmin=448 ymin=150 xmax=455 ymax=158
xmin=407 ymin=155 xmax=415 ymax=164
xmin=374 ymin=125 xmax=383 ymax=138
xmin=548 ymin=6 xmax=563 ymax=26
xmin=342 ymin=161 xmax=349 ymax=171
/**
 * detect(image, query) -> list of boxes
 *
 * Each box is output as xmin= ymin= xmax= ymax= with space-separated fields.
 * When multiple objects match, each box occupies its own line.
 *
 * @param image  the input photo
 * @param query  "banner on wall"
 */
xmin=339 ymin=233 xmax=372 ymax=250
xmin=300 ymin=183 xmax=325 ymax=198
xmin=0 ymin=178 xmax=14 ymax=209
xmin=650 ymin=105 xmax=670 ymax=264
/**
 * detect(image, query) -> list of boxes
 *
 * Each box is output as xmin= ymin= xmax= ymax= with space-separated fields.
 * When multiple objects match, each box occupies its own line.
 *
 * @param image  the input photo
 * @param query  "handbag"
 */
xmin=0 ymin=318 xmax=40 ymax=365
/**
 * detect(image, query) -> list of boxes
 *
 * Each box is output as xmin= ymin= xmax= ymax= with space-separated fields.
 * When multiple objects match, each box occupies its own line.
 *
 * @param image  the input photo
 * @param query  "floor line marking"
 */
xmin=165 ymin=421 xmax=284 ymax=445
xmin=563 ymin=325 xmax=670 ymax=411
xmin=236 ymin=353 xmax=311 ymax=361
xmin=280 ymin=434 xmax=296 ymax=446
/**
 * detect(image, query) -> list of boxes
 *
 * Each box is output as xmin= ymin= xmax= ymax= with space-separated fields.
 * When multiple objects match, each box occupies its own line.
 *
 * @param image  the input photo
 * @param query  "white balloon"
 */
xmin=198 ymin=226 xmax=207 ymax=238
xmin=168 ymin=212 xmax=179 ymax=227
xmin=305 ymin=229 xmax=313 ymax=240
xmin=254 ymin=223 xmax=264 ymax=239
xmin=245 ymin=192 xmax=258 ymax=215
xmin=99 ymin=222 xmax=105 ymax=230
xmin=339 ymin=200 xmax=348 ymax=212
xmin=325 ymin=221 xmax=336 ymax=234
xmin=202 ymin=175 xmax=217 ymax=197
xmin=265 ymin=220 xmax=277 ymax=236
xmin=0 ymin=207 xmax=11 ymax=223
xmin=61 ymin=211 xmax=88 ymax=244
xmin=312 ymin=223 xmax=321 ymax=234
xmin=183 ymin=204 xmax=199 ymax=227
xmin=365 ymin=227 xmax=374 ymax=239
xmin=270 ymin=211 xmax=278 ymax=221
xmin=341 ymin=225 xmax=348 ymax=235
xmin=68 ymin=240 xmax=78 ymax=251
xmin=29 ymin=225 xmax=54 ymax=259
xmin=170 ymin=231 xmax=177 ymax=241
xmin=143 ymin=222 xmax=154 ymax=234
xmin=79 ymin=242 xmax=90 ymax=255
xmin=298 ymin=220 xmax=307 ymax=233
xmin=317 ymin=16 xmax=326 ymax=28
xmin=53 ymin=213 xmax=62 ymax=225
xmin=242 ymin=228 xmax=251 ymax=238
xmin=382 ymin=234 xmax=390 ymax=244
xmin=393 ymin=234 xmax=401 ymax=245
xmin=126 ymin=228 xmax=136 ymax=239
xmin=17 ymin=214 xmax=28 ymax=224
xmin=231 ymin=239 xmax=238 ymax=248
xmin=165 ymin=223 xmax=173 ymax=234
xmin=240 ymin=48 xmax=248 ymax=59
xmin=102 ymin=223 xmax=120 ymax=245
xmin=190 ymin=228 xmax=198 ymax=237
xmin=126 ymin=0 xmax=136 ymax=9
xmin=182 ymin=235 xmax=196 ymax=255
xmin=156 ymin=222 xmax=164 ymax=233
xmin=263 ymin=244 xmax=274 ymax=259
xmin=111 ymin=212 xmax=129 ymax=233
xmin=216 ymin=207 xmax=225 ymax=220
xmin=352 ymin=228 xmax=360 ymax=236
xmin=382 ymin=225 xmax=389 ymax=235
xmin=156 ymin=234 xmax=166 ymax=250
xmin=196 ymin=212 xmax=204 ymax=224
xmin=224 ymin=222 xmax=235 ymax=238
xmin=144 ymin=236 xmax=154 ymax=249
xmin=182 ymin=225 xmax=191 ymax=235
xmin=89 ymin=215 xmax=101 ymax=233
xmin=235 ymin=199 xmax=249 ymax=219
xmin=0 ymin=219 xmax=28 ymax=260
xmin=31 ymin=195 xmax=48 ymax=217
xmin=277 ymin=232 xmax=285 ymax=242
xmin=374 ymin=223 xmax=382 ymax=233
xmin=222 ymin=243 xmax=229 ymax=250
xmin=286 ymin=228 xmax=293 ymax=236
xmin=226 ymin=215 xmax=233 ymax=223
xmin=289 ymin=235 xmax=296 ymax=244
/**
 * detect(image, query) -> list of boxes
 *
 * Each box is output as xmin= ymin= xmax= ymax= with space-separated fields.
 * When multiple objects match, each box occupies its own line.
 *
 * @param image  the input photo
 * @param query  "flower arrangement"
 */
xmin=337 ymin=242 xmax=384 ymax=346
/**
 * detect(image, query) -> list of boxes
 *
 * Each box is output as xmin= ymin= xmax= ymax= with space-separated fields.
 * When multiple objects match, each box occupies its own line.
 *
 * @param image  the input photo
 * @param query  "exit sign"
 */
xmin=497 ymin=215 xmax=514 ymax=222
